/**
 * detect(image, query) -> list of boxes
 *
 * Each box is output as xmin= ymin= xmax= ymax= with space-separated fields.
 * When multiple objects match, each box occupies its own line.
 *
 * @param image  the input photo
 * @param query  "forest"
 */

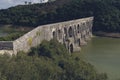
xmin=0 ymin=0 xmax=120 ymax=32
xmin=0 ymin=39 xmax=107 ymax=80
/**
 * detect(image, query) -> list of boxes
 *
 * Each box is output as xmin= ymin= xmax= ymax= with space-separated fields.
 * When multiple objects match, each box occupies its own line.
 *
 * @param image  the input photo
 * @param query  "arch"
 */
xmin=53 ymin=31 xmax=56 ymax=39
xmin=68 ymin=27 xmax=73 ymax=37
xmin=83 ymin=23 xmax=85 ymax=26
xmin=70 ymin=44 xmax=73 ymax=53
xmin=58 ymin=29 xmax=62 ymax=39
xmin=77 ymin=24 xmax=80 ymax=33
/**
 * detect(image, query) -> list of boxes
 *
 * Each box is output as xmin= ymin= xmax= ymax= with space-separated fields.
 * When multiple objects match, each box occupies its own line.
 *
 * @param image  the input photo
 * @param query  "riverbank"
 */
xmin=94 ymin=32 xmax=120 ymax=38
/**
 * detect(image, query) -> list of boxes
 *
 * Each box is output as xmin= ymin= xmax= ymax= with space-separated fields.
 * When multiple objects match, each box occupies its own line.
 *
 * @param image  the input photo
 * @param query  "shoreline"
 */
xmin=94 ymin=32 xmax=120 ymax=38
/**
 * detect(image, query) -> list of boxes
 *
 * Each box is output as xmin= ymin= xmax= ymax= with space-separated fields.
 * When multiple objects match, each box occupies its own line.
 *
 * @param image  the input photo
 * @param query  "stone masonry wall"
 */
xmin=0 ymin=41 xmax=13 ymax=55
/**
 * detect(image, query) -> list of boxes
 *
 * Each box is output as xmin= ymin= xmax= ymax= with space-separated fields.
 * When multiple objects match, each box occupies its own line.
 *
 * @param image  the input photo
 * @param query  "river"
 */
xmin=80 ymin=36 xmax=120 ymax=80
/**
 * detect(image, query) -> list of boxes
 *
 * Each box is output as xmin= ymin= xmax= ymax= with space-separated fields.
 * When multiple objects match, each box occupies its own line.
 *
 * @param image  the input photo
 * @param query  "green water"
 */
xmin=80 ymin=36 xmax=120 ymax=80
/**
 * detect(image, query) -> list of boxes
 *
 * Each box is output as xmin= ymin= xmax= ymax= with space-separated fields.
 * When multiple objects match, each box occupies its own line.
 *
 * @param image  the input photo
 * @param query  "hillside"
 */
xmin=0 ymin=0 xmax=72 ymax=26
xmin=0 ymin=39 xmax=107 ymax=80
xmin=0 ymin=0 xmax=120 ymax=32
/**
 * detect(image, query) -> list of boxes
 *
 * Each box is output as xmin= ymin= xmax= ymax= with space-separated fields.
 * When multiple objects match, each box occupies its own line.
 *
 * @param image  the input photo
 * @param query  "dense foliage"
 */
xmin=0 ymin=0 xmax=120 ymax=32
xmin=0 ymin=39 xmax=108 ymax=80
xmin=0 ymin=26 xmax=30 ymax=41
xmin=0 ymin=32 xmax=25 ymax=41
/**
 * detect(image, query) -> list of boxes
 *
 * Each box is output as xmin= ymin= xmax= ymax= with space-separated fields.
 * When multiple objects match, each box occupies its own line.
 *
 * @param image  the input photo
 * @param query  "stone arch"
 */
xmin=68 ymin=27 xmax=73 ymax=37
xmin=83 ymin=23 xmax=85 ymax=26
xmin=58 ymin=29 xmax=62 ymax=39
xmin=70 ymin=44 xmax=73 ymax=53
xmin=77 ymin=24 xmax=80 ymax=33
xmin=53 ymin=31 xmax=56 ymax=39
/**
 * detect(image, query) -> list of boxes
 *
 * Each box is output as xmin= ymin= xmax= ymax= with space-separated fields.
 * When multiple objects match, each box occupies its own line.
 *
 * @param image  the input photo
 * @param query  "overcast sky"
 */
xmin=0 ymin=0 xmax=40 ymax=9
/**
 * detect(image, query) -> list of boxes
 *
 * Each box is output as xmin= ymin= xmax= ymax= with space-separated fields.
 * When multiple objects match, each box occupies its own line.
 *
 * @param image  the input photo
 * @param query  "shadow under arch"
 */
xmin=77 ymin=24 xmax=80 ymax=33
xmin=58 ymin=29 xmax=62 ymax=39
xmin=53 ymin=31 xmax=56 ymax=39
xmin=68 ymin=27 xmax=73 ymax=37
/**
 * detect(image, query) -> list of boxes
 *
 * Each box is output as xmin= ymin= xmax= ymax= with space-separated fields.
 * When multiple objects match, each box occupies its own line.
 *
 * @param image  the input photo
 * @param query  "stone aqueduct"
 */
xmin=0 ymin=17 xmax=93 ymax=55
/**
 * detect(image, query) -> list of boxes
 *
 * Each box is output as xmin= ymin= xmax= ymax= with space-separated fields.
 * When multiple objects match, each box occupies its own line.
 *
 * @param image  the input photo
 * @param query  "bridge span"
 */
xmin=0 ymin=17 xmax=93 ymax=55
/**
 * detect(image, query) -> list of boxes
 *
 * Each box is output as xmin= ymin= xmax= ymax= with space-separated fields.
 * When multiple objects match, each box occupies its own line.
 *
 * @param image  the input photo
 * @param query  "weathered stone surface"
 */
xmin=0 ymin=17 xmax=94 ymax=55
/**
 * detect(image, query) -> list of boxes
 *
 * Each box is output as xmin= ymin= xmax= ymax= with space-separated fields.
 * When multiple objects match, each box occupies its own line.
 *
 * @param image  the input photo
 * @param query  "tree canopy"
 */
xmin=0 ymin=0 xmax=120 ymax=32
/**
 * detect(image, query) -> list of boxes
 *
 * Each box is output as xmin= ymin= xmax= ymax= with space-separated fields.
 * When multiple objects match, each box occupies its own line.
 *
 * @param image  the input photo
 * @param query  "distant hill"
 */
xmin=0 ymin=0 xmax=120 ymax=32
xmin=0 ymin=0 xmax=73 ymax=27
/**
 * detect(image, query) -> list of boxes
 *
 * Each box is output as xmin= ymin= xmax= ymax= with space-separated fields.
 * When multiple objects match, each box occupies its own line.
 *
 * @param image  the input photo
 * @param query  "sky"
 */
xmin=0 ymin=0 xmax=40 ymax=9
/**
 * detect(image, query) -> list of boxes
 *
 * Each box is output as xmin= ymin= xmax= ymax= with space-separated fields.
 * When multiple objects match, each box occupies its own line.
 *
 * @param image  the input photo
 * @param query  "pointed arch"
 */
xmin=77 ymin=24 xmax=80 ymax=33
xmin=68 ymin=27 xmax=73 ymax=37
xmin=58 ymin=29 xmax=62 ymax=39
xmin=53 ymin=31 xmax=56 ymax=39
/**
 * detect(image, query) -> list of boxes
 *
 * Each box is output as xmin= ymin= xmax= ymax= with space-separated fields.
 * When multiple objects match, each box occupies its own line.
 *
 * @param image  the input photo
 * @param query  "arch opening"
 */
xmin=77 ymin=24 xmax=80 ymax=33
xmin=53 ymin=31 xmax=56 ymax=39
xmin=68 ymin=27 xmax=73 ymax=37
xmin=58 ymin=30 xmax=62 ymax=39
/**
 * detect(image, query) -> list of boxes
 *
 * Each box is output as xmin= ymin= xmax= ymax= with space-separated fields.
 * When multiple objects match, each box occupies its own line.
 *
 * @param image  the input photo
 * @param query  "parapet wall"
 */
xmin=0 ymin=41 xmax=13 ymax=50
xmin=0 ymin=41 xmax=13 ymax=55
xmin=0 ymin=17 xmax=94 ymax=55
